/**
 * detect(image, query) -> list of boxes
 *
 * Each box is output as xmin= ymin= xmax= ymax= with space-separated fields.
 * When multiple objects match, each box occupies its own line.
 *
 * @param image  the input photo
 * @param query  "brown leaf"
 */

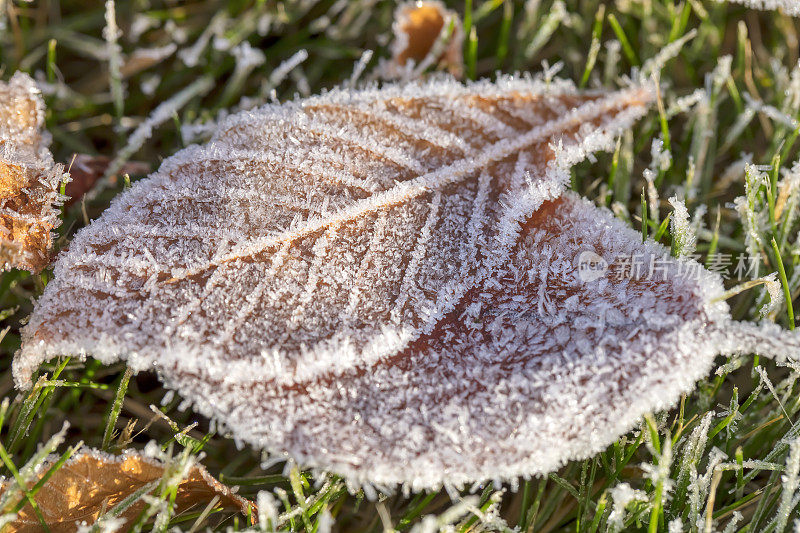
xmin=14 ymin=75 xmax=657 ymax=487
xmin=0 ymin=72 xmax=69 ymax=273
xmin=1 ymin=447 xmax=255 ymax=532
xmin=382 ymin=1 xmax=464 ymax=78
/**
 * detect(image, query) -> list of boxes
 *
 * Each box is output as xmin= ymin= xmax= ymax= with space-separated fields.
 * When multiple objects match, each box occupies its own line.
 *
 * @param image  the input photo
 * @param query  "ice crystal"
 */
xmin=776 ymin=438 xmax=800 ymax=532
xmin=668 ymin=518 xmax=683 ymax=533
xmin=735 ymin=163 xmax=769 ymax=278
xmin=0 ymin=72 xmax=69 ymax=273
xmin=231 ymin=42 xmax=266 ymax=75
xmin=608 ymin=483 xmax=648 ymax=532
xmin=720 ymin=0 xmax=800 ymax=15
xmin=668 ymin=196 xmax=696 ymax=257
xmin=760 ymin=272 xmax=784 ymax=319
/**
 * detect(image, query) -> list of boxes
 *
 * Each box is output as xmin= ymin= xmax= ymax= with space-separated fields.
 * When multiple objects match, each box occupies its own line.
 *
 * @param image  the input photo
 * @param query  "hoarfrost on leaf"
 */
xmin=151 ymin=192 xmax=800 ymax=488
xmin=719 ymin=0 xmax=800 ymax=15
xmin=17 ymin=73 xmax=800 ymax=489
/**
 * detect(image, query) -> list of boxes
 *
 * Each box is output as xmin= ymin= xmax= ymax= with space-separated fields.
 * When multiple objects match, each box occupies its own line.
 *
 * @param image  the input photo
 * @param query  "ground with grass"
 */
xmin=2 ymin=0 xmax=800 ymax=531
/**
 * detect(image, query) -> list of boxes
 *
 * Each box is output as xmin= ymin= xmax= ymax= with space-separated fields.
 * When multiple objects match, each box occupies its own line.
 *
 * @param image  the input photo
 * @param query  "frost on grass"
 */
xmin=0 ymin=72 xmax=68 ymax=273
xmin=153 ymin=193 xmax=800 ymax=489
xmin=14 ymin=74 xmax=654 ymax=393
xmin=0 ymin=446 xmax=255 ymax=532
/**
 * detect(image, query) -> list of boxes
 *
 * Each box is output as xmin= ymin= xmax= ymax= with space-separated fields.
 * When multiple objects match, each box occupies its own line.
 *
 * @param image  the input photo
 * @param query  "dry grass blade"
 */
xmin=0 ymin=447 xmax=255 ymax=532
xmin=0 ymin=72 xmax=69 ymax=273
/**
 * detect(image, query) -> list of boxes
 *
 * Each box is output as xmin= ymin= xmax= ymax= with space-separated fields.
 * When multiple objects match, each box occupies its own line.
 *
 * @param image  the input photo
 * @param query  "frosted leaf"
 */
xmin=0 ymin=446 xmax=255 ymax=531
xmin=107 ymin=193 xmax=800 ymax=489
xmin=0 ymin=72 xmax=69 ymax=273
xmin=14 ymin=75 xmax=654 ymax=390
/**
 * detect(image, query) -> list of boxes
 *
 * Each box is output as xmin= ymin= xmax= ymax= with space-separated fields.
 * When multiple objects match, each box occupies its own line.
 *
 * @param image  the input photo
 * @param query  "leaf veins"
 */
xmin=14 ymin=75 xmax=654 ymax=390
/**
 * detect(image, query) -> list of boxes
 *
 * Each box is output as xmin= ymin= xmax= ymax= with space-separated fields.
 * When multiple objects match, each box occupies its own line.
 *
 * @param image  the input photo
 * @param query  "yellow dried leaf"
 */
xmin=1 ymin=447 xmax=255 ymax=532
xmin=0 ymin=72 xmax=69 ymax=273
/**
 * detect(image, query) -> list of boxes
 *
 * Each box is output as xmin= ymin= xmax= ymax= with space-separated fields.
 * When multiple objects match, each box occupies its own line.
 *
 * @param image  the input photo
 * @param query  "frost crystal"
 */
xmin=720 ymin=0 xmax=800 ymax=15
xmin=15 ymin=75 xmax=654 ymax=394
xmin=668 ymin=196 xmax=696 ymax=257
xmin=0 ymin=72 xmax=69 ymax=273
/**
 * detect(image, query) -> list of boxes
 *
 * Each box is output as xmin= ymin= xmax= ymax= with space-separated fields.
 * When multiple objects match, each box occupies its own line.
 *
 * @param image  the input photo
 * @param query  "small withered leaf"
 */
xmin=165 ymin=193 xmax=800 ymax=489
xmin=0 ymin=72 xmax=69 ymax=273
xmin=383 ymin=1 xmax=464 ymax=78
xmin=14 ymin=75 xmax=654 ymax=392
xmin=1 ymin=447 xmax=255 ymax=532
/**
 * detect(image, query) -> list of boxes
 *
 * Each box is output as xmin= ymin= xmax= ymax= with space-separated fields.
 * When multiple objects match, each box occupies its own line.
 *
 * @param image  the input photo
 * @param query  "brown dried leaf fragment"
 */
xmin=0 ymin=72 xmax=69 ymax=273
xmin=1 ymin=447 xmax=255 ymax=532
xmin=382 ymin=1 xmax=464 ymax=78
xmin=14 ymin=75 xmax=654 ymax=393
